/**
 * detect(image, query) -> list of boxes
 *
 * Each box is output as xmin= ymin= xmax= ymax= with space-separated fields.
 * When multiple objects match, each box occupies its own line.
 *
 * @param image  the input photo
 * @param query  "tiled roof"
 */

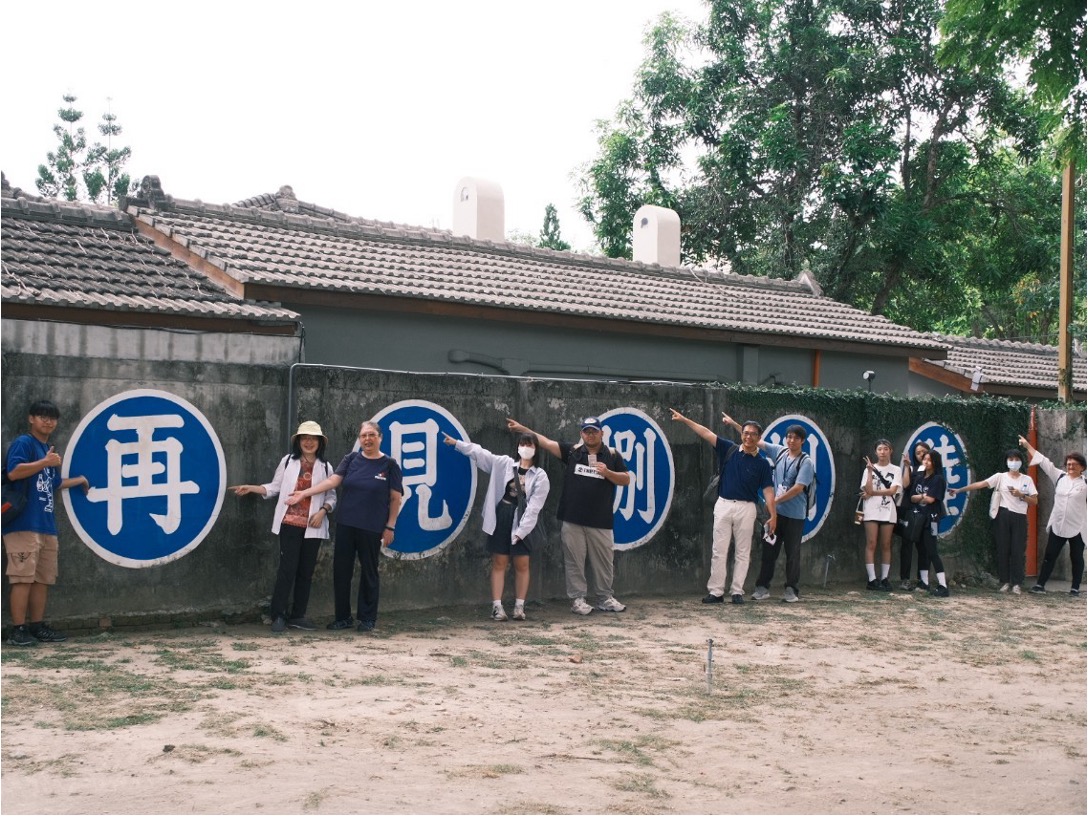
xmin=1 ymin=197 xmax=299 ymax=325
xmin=928 ymin=334 xmax=1087 ymax=395
xmin=131 ymin=195 xmax=948 ymax=354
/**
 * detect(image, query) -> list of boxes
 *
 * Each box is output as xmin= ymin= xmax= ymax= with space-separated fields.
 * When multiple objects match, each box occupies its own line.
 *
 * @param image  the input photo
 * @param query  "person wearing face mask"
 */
xmin=1018 ymin=436 xmax=1087 ymax=597
xmin=444 ymin=431 xmax=550 ymax=621
xmin=949 ymin=449 xmax=1038 ymax=595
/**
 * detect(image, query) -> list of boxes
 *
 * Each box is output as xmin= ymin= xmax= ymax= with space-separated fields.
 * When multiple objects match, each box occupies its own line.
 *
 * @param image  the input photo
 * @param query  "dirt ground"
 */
xmin=2 ymin=581 xmax=1085 ymax=816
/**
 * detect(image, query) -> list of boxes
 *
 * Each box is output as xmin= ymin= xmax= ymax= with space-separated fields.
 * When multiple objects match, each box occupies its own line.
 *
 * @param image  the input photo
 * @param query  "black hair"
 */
xmin=1066 ymin=452 xmax=1087 ymax=470
xmin=28 ymin=400 xmax=60 ymax=419
xmin=516 ymin=433 xmax=540 ymax=468
xmin=913 ymin=440 xmax=932 ymax=462
xmin=874 ymin=438 xmax=893 ymax=450
xmin=291 ymin=434 xmax=328 ymax=463
xmin=741 ymin=420 xmax=763 ymax=435
xmin=1004 ymin=449 xmax=1023 ymax=462
xmin=925 ymin=450 xmax=943 ymax=472
xmin=785 ymin=424 xmax=807 ymax=440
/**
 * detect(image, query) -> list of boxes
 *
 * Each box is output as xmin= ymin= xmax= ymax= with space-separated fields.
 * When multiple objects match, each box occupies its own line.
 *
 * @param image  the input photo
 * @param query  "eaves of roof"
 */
xmin=917 ymin=334 xmax=1087 ymax=400
xmin=1 ymin=196 xmax=300 ymax=333
xmin=129 ymin=196 xmax=949 ymax=358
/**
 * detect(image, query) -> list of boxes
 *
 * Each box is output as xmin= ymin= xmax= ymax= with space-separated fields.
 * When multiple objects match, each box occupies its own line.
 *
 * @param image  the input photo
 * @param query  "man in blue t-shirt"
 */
xmin=3 ymin=400 xmax=88 ymax=646
xmin=722 ymin=416 xmax=814 ymax=603
xmin=671 ymin=408 xmax=776 ymax=605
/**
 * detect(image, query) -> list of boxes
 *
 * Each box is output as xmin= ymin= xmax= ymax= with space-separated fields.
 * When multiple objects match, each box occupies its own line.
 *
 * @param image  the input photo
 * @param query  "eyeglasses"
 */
xmin=740 ymin=430 xmax=760 ymax=437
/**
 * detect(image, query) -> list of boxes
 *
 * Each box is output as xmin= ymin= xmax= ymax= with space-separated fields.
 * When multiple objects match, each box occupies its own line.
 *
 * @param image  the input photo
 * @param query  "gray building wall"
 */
xmin=295 ymin=305 xmax=914 ymax=392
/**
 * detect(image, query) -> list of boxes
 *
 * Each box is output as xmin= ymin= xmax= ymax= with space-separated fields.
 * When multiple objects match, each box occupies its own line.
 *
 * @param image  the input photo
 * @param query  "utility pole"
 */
xmin=1057 ymin=159 xmax=1075 ymax=403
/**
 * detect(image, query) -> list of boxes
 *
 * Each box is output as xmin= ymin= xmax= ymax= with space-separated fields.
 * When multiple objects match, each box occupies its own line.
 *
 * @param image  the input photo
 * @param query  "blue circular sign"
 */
xmin=369 ymin=400 xmax=476 ymax=560
xmin=599 ymin=408 xmax=675 ymax=551
xmin=61 ymin=390 xmax=226 ymax=568
xmin=903 ymin=422 xmax=970 ymax=537
xmin=763 ymin=414 xmax=836 ymax=542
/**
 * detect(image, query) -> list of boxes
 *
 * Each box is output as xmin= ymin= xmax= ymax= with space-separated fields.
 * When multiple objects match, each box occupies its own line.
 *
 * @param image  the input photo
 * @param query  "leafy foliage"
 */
xmin=538 ymin=203 xmax=571 ymax=251
xmin=939 ymin=0 xmax=1086 ymax=161
xmin=36 ymin=94 xmax=133 ymax=204
xmin=577 ymin=0 xmax=1084 ymax=343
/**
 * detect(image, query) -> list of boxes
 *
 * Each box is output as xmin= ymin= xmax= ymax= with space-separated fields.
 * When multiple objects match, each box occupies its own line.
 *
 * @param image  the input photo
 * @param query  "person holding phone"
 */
xmin=505 ymin=416 xmax=629 ymax=616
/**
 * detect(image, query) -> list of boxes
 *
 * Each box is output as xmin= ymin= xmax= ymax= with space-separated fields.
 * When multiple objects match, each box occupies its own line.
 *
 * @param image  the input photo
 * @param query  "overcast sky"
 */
xmin=2 ymin=0 xmax=709 ymax=253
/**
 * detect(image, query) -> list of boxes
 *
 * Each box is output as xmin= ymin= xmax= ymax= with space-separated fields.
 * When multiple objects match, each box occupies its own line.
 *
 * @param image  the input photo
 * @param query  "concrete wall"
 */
xmin=3 ymin=342 xmax=1084 ymax=631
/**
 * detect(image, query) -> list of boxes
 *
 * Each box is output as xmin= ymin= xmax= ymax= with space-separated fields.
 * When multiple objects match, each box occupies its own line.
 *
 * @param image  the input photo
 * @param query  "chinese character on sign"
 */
xmin=389 ymin=417 xmax=452 ymax=533
xmin=599 ymin=408 xmax=674 ymax=551
xmin=86 ymin=414 xmax=200 ymax=534
xmin=62 ymin=390 xmax=226 ymax=569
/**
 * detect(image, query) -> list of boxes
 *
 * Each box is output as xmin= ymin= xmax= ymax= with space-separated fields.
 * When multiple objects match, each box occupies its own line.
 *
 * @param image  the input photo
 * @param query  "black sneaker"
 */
xmin=879 ymin=578 xmax=891 ymax=591
xmin=866 ymin=580 xmax=880 ymax=591
xmin=287 ymin=617 xmax=317 ymax=631
xmin=1070 ymin=589 xmax=1080 ymax=597
xmin=731 ymin=594 xmax=745 ymax=605
xmin=915 ymin=582 xmax=929 ymax=592
xmin=1030 ymin=585 xmax=1046 ymax=594
xmin=29 ymin=623 xmax=67 ymax=643
xmin=326 ymin=618 xmax=354 ymax=630
xmin=270 ymin=616 xmax=287 ymax=633
xmin=701 ymin=593 xmax=724 ymax=604
xmin=7 ymin=625 xmax=36 ymax=646
xmin=932 ymin=584 xmax=950 ymax=598
xmin=357 ymin=620 xmax=375 ymax=633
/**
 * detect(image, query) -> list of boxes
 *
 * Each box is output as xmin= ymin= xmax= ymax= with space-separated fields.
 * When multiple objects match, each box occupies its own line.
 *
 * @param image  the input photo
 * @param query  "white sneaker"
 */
xmin=751 ymin=586 xmax=770 ymax=601
xmin=571 ymin=598 xmax=593 ymax=616
xmin=512 ymin=606 xmax=526 ymax=621
xmin=491 ymin=604 xmax=508 ymax=621
xmin=597 ymin=596 xmax=626 ymax=613
xmin=1011 ymin=585 xmax=1021 ymax=595
xmin=998 ymin=584 xmax=1010 ymax=592
xmin=783 ymin=587 xmax=798 ymax=603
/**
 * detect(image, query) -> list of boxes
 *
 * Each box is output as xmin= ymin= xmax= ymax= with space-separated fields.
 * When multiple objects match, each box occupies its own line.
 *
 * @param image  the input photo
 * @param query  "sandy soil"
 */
xmin=2 ymin=582 xmax=1085 ymax=816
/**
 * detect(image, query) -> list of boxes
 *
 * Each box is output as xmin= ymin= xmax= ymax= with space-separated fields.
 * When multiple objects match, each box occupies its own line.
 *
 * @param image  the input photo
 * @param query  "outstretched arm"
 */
xmin=669 ymin=409 xmax=718 ymax=447
xmin=507 ymin=418 xmax=560 ymax=458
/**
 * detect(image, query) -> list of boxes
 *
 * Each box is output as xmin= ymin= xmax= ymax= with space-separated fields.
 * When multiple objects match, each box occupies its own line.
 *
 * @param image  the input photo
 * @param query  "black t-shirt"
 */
xmin=556 ymin=441 xmax=628 ymax=530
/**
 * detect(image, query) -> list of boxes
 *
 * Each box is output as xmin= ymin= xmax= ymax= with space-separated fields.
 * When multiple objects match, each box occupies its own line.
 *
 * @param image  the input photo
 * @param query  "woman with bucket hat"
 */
xmin=231 ymin=421 xmax=337 ymax=633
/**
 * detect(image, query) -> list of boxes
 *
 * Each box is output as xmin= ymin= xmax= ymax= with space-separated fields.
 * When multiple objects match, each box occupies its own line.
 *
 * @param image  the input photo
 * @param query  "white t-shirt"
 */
xmin=860 ymin=462 xmax=902 ymax=522
xmin=985 ymin=471 xmax=1037 ymax=515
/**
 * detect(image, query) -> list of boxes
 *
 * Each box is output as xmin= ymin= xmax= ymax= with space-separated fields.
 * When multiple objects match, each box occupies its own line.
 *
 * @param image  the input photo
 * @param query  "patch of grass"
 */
xmin=611 ymin=771 xmax=666 ymax=799
xmin=446 ymin=764 xmax=524 ymax=779
xmin=252 ymin=723 xmax=288 ymax=741
xmin=595 ymin=734 xmax=681 ymax=767
xmin=231 ymin=641 xmax=260 ymax=652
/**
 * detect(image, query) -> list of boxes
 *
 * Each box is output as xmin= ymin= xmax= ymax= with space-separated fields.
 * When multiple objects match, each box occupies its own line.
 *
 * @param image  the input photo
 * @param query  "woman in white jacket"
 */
xmin=231 ymin=421 xmax=337 ymax=632
xmin=1019 ymin=436 xmax=1087 ymax=596
xmin=445 ymin=431 xmax=550 ymax=621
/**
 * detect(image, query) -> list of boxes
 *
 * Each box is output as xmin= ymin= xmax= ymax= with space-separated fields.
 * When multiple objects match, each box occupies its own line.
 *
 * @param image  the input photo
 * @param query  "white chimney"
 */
xmin=632 ymin=204 xmax=681 ymax=267
xmin=452 ymin=177 xmax=505 ymax=242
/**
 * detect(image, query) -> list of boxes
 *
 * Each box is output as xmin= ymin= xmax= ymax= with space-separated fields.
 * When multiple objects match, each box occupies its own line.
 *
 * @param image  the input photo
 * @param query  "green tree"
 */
xmin=36 ymin=94 xmax=86 ymax=201
xmin=939 ymin=0 xmax=1086 ymax=161
xmin=578 ymin=0 xmax=1074 ymax=342
xmin=538 ymin=204 xmax=571 ymax=251
xmin=36 ymin=94 xmax=133 ymax=204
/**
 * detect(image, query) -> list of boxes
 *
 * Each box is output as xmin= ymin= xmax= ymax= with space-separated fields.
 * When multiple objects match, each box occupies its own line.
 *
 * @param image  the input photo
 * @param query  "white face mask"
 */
xmin=518 ymin=446 xmax=535 ymax=461
xmin=1007 ymin=460 xmax=1022 ymax=472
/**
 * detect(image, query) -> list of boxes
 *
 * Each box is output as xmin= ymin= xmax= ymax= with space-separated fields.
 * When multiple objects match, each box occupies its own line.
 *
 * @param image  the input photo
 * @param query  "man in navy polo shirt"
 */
xmin=671 ymin=408 xmax=776 ymax=605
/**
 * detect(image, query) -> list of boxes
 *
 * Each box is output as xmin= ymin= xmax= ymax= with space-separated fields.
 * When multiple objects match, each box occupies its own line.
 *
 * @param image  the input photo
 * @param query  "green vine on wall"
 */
xmin=707 ymin=383 xmax=1034 ymax=573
